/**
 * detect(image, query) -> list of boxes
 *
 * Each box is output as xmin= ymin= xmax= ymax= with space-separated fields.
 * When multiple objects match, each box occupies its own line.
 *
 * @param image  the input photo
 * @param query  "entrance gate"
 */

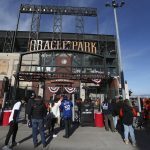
xmin=14 ymin=50 xmax=109 ymax=101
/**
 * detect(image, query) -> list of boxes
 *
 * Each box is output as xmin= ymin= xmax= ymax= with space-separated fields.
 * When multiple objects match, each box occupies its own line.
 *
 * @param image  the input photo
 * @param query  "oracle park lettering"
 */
xmin=29 ymin=40 xmax=97 ymax=54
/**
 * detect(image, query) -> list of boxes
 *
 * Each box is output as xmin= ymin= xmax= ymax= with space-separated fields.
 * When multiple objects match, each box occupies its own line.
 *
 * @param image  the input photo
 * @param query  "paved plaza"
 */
xmin=0 ymin=121 xmax=150 ymax=150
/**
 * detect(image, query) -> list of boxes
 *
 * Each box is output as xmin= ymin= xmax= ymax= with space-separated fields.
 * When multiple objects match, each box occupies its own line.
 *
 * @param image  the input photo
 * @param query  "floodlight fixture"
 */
xmin=112 ymin=0 xmax=117 ymax=7
xmin=120 ymin=1 xmax=125 ymax=7
xmin=105 ymin=2 xmax=111 ymax=7
xmin=20 ymin=4 xmax=97 ymax=17
xmin=112 ymin=0 xmax=115 ymax=3
xmin=106 ymin=0 xmax=125 ymax=8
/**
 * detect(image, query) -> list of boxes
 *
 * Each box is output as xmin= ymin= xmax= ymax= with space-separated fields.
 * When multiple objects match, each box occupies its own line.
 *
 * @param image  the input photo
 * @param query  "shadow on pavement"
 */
xmin=45 ymin=125 xmax=64 ymax=145
xmin=18 ymin=134 xmax=32 ymax=144
xmin=70 ymin=122 xmax=79 ymax=137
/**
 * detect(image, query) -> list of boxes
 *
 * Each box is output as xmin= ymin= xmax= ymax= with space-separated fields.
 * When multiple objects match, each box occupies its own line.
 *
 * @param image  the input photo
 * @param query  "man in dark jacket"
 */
xmin=26 ymin=92 xmax=36 ymax=115
xmin=101 ymin=99 xmax=116 ymax=132
xmin=28 ymin=96 xmax=47 ymax=148
xmin=60 ymin=96 xmax=73 ymax=138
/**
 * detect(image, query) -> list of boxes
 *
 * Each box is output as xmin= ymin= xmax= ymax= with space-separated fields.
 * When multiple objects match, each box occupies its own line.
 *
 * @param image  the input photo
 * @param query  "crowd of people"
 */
xmin=101 ymin=97 xmax=147 ymax=147
xmin=2 ymin=94 xmax=73 ymax=150
xmin=1 ymin=94 xmax=150 ymax=150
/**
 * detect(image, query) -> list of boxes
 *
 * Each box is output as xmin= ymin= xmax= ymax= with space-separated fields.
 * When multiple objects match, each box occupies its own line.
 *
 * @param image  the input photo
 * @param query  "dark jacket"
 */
xmin=112 ymin=102 xmax=120 ymax=116
xmin=121 ymin=105 xmax=134 ymax=125
xmin=26 ymin=98 xmax=34 ymax=115
xmin=101 ymin=101 xmax=113 ymax=115
xmin=28 ymin=100 xmax=47 ymax=120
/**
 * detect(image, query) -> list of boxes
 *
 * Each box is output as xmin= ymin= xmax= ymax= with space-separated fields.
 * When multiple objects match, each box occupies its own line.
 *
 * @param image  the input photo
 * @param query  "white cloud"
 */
xmin=124 ymin=50 xmax=144 ymax=59
xmin=61 ymin=0 xmax=96 ymax=33
xmin=0 ymin=0 xmax=103 ymax=33
xmin=18 ymin=16 xmax=32 ymax=31
xmin=0 ymin=0 xmax=42 ymax=31
xmin=0 ymin=0 xmax=18 ymax=30
xmin=65 ymin=0 xmax=94 ymax=7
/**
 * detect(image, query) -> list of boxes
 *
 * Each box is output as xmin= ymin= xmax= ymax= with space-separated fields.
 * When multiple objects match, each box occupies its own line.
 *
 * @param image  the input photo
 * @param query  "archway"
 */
xmin=14 ymin=49 xmax=110 ymax=101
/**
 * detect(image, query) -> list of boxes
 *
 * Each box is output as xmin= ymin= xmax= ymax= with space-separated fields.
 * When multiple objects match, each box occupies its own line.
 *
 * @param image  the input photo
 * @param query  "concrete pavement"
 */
xmin=0 ymin=122 xmax=150 ymax=150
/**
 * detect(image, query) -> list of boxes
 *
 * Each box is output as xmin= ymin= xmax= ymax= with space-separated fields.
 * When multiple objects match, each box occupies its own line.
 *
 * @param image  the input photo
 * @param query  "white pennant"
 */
xmin=64 ymin=87 xmax=76 ymax=93
xmin=92 ymin=79 xmax=101 ymax=84
xmin=48 ymin=87 xmax=60 ymax=93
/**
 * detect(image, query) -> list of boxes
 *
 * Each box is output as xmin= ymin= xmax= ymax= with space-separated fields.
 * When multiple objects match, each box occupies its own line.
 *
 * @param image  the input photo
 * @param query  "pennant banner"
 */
xmin=92 ymin=79 xmax=101 ymax=84
xmin=64 ymin=87 xmax=76 ymax=93
xmin=48 ymin=87 xmax=60 ymax=93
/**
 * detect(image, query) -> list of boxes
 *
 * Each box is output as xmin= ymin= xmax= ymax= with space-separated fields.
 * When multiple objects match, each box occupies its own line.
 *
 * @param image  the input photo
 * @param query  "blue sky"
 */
xmin=0 ymin=0 xmax=150 ymax=95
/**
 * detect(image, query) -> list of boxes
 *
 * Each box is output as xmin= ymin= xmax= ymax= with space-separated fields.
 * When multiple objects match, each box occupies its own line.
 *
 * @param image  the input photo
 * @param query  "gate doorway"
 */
xmin=14 ymin=50 xmax=111 ymax=102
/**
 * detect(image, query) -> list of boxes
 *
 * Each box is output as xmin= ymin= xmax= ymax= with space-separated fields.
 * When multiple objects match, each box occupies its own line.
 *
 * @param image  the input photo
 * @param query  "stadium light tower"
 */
xmin=105 ymin=0 xmax=125 ymax=99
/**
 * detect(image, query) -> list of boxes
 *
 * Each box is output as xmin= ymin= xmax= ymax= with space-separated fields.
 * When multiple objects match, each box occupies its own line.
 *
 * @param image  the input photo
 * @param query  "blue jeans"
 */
xmin=113 ymin=116 xmax=118 ymax=129
xmin=123 ymin=124 xmax=136 ymax=144
xmin=32 ymin=119 xmax=46 ymax=146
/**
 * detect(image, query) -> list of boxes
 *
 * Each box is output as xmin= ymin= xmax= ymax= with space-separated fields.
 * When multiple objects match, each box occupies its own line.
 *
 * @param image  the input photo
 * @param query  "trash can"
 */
xmin=2 ymin=110 xmax=11 ymax=126
xmin=94 ymin=112 xmax=104 ymax=127
xmin=80 ymin=103 xmax=94 ymax=126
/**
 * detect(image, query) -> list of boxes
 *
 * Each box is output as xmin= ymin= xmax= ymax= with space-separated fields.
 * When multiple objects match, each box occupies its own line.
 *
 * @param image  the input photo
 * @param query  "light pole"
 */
xmin=105 ymin=0 xmax=125 ymax=99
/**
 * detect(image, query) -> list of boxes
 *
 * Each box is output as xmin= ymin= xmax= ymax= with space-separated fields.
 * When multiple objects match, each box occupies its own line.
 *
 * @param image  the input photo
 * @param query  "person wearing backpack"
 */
xmin=101 ymin=98 xmax=116 ymax=132
xmin=26 ymin=92 xmax=36 ymax=116
xmin=28 ymin=96 xmax=47 ymax=148
xmin=120 ymin=99 xmax=136 ymax=146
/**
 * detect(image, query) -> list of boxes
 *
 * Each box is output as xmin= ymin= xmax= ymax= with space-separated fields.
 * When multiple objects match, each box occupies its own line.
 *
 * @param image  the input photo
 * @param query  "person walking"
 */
xmin=28 ymin=96 xmax=47 ymax=148
xmin=49 ymin=97 xmax=62 ymax=137
xmin=2 ymin=100 xmax=22 ymax=150
xmin=26 ymin=92 xmax=36 ymax=115
xmin=101 ymin=98 xmax=116 ymax=132
xmin=111 ymin=98 xmax=120 ymax=130
xmin=60 ymin=95 xmax=73 ymax=138
xmin=120 ymin=99 xmax=136 ymax=146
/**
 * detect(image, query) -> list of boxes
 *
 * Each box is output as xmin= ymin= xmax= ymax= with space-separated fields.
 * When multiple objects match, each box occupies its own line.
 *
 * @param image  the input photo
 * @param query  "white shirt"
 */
xmin=51 ymin=101 xmax=61 ymax=118
xmin=9 ymin=101 xmax=21 ymax=123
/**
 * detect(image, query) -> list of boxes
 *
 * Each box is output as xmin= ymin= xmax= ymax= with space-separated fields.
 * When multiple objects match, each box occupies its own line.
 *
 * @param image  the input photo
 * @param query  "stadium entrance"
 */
xmin=15 ymin=49 xmax=108 ymax=101
xmin=0 ymin=4 xmax=120 ymax=107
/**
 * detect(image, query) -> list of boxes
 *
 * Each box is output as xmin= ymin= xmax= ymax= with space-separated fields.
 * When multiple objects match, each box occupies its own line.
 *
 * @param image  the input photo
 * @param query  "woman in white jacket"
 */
xmin=50 ymin=97 xmax=62 ymax=138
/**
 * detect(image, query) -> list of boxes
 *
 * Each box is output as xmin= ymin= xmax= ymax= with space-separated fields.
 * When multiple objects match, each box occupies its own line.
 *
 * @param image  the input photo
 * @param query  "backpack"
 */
xmin=32 ymin=101 xmax=46 ymax=116
xmin=120 ymin=107 xmax=136 ymax=117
